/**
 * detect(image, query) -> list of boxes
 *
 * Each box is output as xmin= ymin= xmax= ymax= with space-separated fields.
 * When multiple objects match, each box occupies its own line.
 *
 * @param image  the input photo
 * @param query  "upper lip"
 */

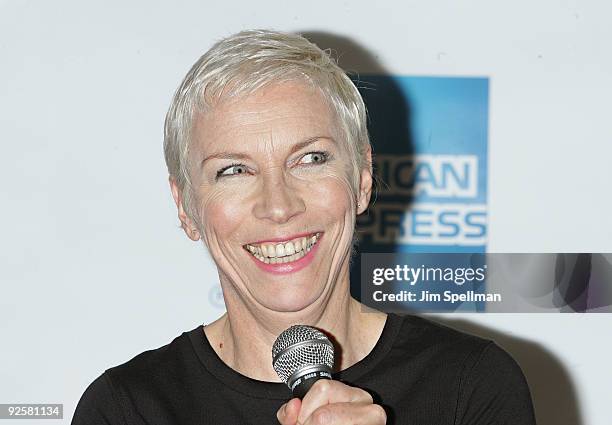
xmin=245 ymin=231 xmax=322 ymax=246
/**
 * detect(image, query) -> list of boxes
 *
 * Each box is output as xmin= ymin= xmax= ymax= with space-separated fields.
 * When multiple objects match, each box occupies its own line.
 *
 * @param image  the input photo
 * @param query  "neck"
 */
xmin=204 ymin=268 xmax=386 ymax=382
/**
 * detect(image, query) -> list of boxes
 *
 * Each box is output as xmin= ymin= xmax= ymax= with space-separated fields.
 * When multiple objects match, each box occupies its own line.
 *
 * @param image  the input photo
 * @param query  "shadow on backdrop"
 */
xmin=301 ymin=30 xmax=583 ymax=425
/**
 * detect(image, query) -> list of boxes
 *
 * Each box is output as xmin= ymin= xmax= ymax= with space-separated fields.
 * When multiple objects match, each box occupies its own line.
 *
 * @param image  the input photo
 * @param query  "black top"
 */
xmin=72 ymin=314 xmax=536 ymax=424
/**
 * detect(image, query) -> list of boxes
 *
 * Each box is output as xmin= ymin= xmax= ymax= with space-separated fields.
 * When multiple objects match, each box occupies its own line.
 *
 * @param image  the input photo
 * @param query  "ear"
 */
xmin=169 ymin=176 xmax=201 ymax=241
xmin=356 ymin=144 xmax=373 ymax=215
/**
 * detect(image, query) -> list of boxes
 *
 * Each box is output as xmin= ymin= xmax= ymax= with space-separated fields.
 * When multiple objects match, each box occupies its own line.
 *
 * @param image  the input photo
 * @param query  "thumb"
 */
xmin=277 ymin=398 xmax=301 ymax=425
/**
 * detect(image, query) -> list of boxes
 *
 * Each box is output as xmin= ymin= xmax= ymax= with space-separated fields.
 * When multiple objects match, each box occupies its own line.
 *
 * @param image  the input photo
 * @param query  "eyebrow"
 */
xmin=200 ymin=136 xmax=337 ymax=167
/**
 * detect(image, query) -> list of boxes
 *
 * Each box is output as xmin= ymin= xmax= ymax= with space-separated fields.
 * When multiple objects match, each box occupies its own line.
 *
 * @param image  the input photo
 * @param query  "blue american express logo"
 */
xmin=360 ymin=154 xmax=486 ymax=246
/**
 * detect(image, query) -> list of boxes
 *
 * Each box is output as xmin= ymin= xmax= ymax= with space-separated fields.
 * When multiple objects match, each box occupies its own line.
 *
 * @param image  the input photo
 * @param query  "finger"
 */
xmin=302 ymin=402 xmax=387 ymax=425
xmin=297 ymin=380 xmax=373 ymax=424
xmin=277 ymin=398 xmax=301 ymax=425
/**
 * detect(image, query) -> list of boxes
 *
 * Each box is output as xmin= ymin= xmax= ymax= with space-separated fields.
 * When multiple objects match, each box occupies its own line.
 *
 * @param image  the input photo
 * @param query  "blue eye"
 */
xmin=299 ymin=151 xmax=329 ymax=165
xmin=216 ymin=164 xmax=249 ymax=179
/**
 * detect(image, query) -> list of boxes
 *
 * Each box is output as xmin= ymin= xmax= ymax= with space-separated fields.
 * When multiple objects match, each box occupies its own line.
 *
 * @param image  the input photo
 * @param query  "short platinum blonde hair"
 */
xmin=163 ymin=29 xmax=371 ymax=220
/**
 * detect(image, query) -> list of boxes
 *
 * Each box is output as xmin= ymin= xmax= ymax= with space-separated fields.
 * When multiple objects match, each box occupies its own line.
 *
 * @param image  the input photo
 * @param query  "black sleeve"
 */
xmin=455 ymin=342 xmax=536 ymax=425
xmin=72 ymin=373 xmax=127 ymax=425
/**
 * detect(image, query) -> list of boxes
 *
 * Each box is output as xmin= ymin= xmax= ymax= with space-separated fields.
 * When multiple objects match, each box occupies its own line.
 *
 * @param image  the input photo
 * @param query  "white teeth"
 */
xmin=245 ymin=233 xmax=320 ymax=264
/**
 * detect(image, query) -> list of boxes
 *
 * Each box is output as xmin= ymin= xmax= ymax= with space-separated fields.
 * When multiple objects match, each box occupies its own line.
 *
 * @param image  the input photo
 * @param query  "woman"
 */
xmin=73 ymin=30 xmax=535 ymax=425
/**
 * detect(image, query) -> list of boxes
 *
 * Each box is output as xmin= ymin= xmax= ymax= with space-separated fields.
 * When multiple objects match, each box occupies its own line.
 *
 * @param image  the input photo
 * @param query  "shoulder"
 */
xmin=390 ymin=314 xmax=536 ymax=424
xmin=391 ymin=313 xmax=529 ymax=378
xmin=390 ymin=314 xmax=494 ymax=363
xmin=72 ymin=372 xmax=125 ymax=425
xmin=72 ymin=327 xmax=201 ymax=424
xmin=105 ymin=329 xmax=195 ymax=388
xmin=452 ymin=338 xmax=536 ymax=424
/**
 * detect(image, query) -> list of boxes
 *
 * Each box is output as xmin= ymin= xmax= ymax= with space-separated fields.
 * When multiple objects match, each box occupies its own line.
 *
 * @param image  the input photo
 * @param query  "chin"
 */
xmin=260 ymin=287 xmax=324 ymax=313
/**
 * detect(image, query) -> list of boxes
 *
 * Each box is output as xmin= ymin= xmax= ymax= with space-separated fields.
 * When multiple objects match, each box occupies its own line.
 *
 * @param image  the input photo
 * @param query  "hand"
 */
xmin=277 ymin=380 xmax=387 ymax=425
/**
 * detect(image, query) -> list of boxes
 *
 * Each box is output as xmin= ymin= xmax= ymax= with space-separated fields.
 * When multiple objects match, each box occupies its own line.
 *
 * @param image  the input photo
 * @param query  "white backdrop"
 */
xmin=1 ymin=1 xmax=610 ymax=424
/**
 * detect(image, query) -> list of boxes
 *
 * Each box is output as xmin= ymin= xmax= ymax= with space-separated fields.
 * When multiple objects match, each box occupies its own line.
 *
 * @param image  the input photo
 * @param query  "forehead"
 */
xmin=192 ymin=81 xmax=340 ymax=153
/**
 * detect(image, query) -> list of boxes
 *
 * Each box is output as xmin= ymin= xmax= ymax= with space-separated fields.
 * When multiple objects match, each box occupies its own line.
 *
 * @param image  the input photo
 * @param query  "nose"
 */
xmin=252 ymin=168 xmax=305 ymax=224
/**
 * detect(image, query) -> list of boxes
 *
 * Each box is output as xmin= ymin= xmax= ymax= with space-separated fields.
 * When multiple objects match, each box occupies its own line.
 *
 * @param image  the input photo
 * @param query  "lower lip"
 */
xmin=248 ymin=234 xmax=323 ymax=275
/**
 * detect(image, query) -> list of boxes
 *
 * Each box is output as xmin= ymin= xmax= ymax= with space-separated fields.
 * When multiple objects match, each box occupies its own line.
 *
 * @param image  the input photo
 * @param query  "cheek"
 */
xmin=306 ymin=172 xmax=356 ymax=220
xmin=195 ymin=187 xmax=247 ymax=244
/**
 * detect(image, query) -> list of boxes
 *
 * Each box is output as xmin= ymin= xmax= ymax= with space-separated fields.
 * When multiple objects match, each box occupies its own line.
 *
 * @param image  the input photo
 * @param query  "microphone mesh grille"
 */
xmin=272 ymin=325 xmax=334 ymax=384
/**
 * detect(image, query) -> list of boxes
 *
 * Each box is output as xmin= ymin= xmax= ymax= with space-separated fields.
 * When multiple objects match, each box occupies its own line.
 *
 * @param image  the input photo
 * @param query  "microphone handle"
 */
xmin=291 ymin=369 xmax=332 ymax=399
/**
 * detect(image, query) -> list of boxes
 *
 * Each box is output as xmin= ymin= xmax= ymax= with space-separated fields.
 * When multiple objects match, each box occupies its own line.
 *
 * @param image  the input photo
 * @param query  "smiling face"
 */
xmin=170 ymin=81 xmax=372 ymax=313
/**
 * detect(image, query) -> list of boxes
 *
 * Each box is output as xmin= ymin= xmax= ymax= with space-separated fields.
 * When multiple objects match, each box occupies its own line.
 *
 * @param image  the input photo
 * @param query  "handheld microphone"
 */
xmin=272 ymin=325 xmax=335 ymax=399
